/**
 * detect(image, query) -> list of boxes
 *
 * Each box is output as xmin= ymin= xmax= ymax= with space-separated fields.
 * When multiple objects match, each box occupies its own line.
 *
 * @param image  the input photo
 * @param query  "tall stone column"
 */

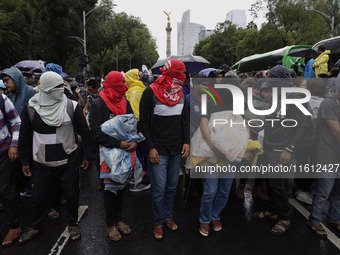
xmin=166 ymin=23 xmax=172 ymax=57
xmin=164 ymin=11 xmax=172 ymax=57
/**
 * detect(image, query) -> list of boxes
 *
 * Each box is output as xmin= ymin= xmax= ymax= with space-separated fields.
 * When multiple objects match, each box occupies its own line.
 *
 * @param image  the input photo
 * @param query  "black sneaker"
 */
xmin=129 ymin=183 xmax=151 ymax=192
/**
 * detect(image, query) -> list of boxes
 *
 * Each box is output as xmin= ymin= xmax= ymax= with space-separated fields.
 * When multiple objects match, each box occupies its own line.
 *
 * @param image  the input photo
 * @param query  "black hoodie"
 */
xmin=263 ymin=66 xmax=311 ymax=153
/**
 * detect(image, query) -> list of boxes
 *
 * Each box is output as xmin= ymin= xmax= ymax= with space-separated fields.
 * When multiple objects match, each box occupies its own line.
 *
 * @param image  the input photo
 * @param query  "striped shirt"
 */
xmin=0 ymin=94 xmax=21 ymax=152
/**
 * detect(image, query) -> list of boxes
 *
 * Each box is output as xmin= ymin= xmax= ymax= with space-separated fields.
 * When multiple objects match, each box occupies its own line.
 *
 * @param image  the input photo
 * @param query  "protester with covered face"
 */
xmin=89 ymin=71 xmax=136 ymax=242
xmin=139 ymin=59 xmax=190 ymax=240
xmin=18 ymin=71 xmax=91 ymax=243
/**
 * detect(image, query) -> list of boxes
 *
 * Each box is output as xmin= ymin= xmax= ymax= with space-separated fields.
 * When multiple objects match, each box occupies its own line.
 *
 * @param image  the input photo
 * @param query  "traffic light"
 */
xmin=78 ymin=53 xmax=90 ymax=68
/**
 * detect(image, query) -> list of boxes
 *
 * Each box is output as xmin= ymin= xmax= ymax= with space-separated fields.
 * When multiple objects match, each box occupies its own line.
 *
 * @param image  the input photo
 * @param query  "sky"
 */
xmin=113 ymin=0 xmax=266 ymax=61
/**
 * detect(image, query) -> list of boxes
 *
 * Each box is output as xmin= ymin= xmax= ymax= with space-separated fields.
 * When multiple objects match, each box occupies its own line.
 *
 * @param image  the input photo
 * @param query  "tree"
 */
xmin=194 ymin=22 xmax=240 ymax=67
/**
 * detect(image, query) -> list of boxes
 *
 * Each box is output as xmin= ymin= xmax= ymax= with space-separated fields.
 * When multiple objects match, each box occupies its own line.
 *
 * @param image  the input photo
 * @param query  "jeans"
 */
xmin=199 ymin=177 xmax=234 ymax=223
xmin=149 ymin=154 xmax=181 ymax=226
xmin=309 ymin=167 xmax=340 ymax=223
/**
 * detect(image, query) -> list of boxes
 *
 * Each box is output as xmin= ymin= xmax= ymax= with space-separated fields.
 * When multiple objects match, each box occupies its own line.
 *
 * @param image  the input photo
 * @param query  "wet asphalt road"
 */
xmin=1 ymin=165 xmax=340 ymax=255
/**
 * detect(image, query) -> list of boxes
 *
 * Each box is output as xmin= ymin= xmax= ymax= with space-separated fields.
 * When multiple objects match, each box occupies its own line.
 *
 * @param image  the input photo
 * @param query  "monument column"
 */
xmin=164 ymin=11 xmax=172 ymax=57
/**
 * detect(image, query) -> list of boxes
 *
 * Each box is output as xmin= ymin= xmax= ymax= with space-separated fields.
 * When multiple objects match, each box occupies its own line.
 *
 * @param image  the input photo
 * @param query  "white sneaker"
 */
xmin=296 ymin=190 xmax=312 ymax=205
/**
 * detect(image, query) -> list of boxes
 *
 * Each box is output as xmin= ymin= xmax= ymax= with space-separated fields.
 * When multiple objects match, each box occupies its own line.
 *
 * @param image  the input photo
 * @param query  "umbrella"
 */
xmin=287 ymin=48 xmax=318 ymax=58
xmin=199 ymin=68 xmax=216 ymax=77
xmin=151 ymin=54 xmax=210 ymax=74
xmin=14 ymin=60 xmax=45 ymax=70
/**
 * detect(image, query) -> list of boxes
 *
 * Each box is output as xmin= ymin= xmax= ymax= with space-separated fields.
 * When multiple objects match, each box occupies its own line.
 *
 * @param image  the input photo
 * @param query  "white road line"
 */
xmin=48 ymin=205 xmax=88 ymax=255
xmin=289 ymin=198 xmax=340 ymax=250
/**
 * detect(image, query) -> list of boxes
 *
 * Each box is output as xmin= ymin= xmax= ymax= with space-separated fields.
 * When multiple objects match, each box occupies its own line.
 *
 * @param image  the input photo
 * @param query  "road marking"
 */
xmin=289 ymin=198 xmax=340 ymax=250
xmin=48 ymin=205 xmax=88 ymax=255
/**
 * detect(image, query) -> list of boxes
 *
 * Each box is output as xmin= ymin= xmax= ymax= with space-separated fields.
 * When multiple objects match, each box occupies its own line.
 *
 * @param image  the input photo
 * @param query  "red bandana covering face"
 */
xmin=99 ymin=71 xmax=127 ymax=116
xmin=150 ymin=59 xmax=186 ymax=106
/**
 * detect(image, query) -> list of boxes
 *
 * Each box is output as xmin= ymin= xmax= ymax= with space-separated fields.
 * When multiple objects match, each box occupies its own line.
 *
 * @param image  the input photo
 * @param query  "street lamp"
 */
xmin=83 ymin=4 xmax=114 ymax=56
xmin=306 ymin=8 xmax=334 ymax=37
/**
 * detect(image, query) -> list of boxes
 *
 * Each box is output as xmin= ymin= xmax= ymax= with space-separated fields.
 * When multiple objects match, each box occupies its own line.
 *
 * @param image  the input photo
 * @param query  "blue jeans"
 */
xmin=149 ymin=154 xmax=181 ymax=225
xmin=309 ymin=175 xmax=340 ymax=223
xmin=199 ymin=177 xmax=234 ymax=223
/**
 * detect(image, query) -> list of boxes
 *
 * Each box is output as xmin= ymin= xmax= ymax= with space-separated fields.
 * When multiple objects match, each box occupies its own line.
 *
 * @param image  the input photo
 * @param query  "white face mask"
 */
xmin=39 ymin=87 xmax=64 ymax=106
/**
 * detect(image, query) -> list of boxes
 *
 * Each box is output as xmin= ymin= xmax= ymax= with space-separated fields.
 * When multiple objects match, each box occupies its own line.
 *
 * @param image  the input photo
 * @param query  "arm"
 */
xmin=83 ymin=102 xmax=89 ymax=116
xmin=200 ymin=117 xmax=225 ymax=159
xmin=327 ymin=120 xmax=340 ymax=144
xmin=313 ymin=54 xmax=328 ymax=68
xmin=88 ymin=98 xmax=121 ymax=148
xmin=76 ymin=86 xmax=86 ymax=107
xmin=4 ymin=96 xmax=21 ymax=161
xmin=181 ymin=94 xmax=190 ymax=158
xmin=139 ymin=88 xmax=155 ymax=150
xmin=139 ymin=88 xmax=158 ymax=163
xmin=18 ymin=105 xmax=33 ymax=175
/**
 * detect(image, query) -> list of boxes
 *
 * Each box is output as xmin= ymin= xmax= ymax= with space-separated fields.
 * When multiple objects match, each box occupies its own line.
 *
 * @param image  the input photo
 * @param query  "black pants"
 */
xmin=295 ymin=144 xmax=316 ymax=192
xmin=103 ymin=189 xmax=125 ymax=228
xmin=31 ymin=165 xmax=80 ymax=230
xmin=265 ymin=151 xmax=290 ymax=220
xmin=0 ymin=150 xmax=20 ymax=228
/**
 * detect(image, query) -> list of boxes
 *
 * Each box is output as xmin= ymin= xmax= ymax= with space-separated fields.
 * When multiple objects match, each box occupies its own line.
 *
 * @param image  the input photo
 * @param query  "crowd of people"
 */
xmin=0 ymin=44 xmax=338 ymax=248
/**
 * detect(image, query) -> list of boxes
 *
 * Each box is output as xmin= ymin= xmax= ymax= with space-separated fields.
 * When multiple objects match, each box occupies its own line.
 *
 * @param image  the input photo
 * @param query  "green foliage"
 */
xmin=0 ymin=0 xmax=158 ymax=76
xmin=195 ymin=0 xmax=339 ymax=68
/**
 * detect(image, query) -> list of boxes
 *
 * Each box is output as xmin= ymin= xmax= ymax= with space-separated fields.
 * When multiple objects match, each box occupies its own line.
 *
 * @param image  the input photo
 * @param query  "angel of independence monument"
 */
xmin=164 ymin=11 xmax=172 ymax=57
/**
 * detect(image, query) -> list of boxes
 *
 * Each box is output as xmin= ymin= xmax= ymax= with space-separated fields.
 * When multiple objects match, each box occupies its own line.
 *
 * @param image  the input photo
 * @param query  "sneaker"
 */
xmin=236 ymin=184 xmax=245 ymax=200
xmin=129 ymin=183 xmax=151 ymax=192
xmin=20 ymin=188 xmax=32 ymax=197
xmin=296 ymin=189 xmax=312 ymax=205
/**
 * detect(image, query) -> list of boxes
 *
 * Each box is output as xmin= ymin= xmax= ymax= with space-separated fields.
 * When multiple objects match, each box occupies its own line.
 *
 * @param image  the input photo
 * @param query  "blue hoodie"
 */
xmin=2 ymin=67 xmax=36 ymax=115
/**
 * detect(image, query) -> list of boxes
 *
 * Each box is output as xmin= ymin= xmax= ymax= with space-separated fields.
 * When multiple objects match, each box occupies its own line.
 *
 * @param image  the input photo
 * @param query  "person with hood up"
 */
xmin=18 ymin=71 xmax=91 ymax=243
xmin=89 ymin=71 xmax=136 ymax=242
xmin=124 ymin=69 xmax=151 ymax=192
xmin=139 ymin=59 xmax=190 ymax=240
xmin=312 ymin=45 xmax=331 ymax=77
xmin=124 ymin=69 xmax=145 ymax=120
xmin=1 ymin=66 xmax=36 ymax=116
xmin=2 ymin=67 xmax=36 ymax=204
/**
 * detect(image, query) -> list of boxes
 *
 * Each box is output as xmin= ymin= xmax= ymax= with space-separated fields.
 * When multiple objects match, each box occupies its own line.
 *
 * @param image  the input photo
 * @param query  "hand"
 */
xmin=8 ymin=146 xmax=18 ymax=161
xmin=119 ymin=141 xmax=130 ymax=150
xmin=181 ymin=144 xmax=190 ymax=158
xmin=279 ymin=151 xmax=292 ymax=165
xmin=149 ymin=148 xmax=159 ymax=164
xmin=22 ymin=165 xmax=32 ymax=177
xmin=81 ymin=160 xmax=89 ymax=170
xmin=76 ymin=86 xmax=81 ymax=94
xmin=212 ymin=147 xmax=225 ymax=160
xmin=126 ymin=141 xmax=137 ymax=152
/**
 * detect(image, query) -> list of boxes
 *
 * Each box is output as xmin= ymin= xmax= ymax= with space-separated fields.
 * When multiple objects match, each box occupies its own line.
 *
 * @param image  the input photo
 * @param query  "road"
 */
xmin=1 ymin=165 xmax=340 ymax=255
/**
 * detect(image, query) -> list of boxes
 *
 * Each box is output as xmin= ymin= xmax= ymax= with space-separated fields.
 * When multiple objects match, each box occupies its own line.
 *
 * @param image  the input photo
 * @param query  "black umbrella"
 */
xmin=287 ymin=48 xmax=318 ymax=58
xmin=151 ymin=54 xmax=210 ymax=74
